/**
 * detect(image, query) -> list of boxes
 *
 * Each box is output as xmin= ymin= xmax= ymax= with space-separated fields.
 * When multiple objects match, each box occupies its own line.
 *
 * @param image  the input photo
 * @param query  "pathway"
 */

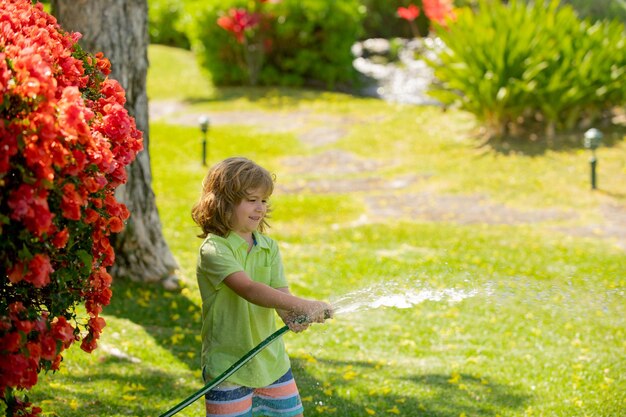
xmin=149 ymin=35 xmax=625 ymax=251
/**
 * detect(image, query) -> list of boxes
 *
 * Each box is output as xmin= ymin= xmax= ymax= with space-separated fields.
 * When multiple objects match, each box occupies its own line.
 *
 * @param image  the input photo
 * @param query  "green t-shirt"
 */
xmin=197 ymin=231 xmax=290 ymax=387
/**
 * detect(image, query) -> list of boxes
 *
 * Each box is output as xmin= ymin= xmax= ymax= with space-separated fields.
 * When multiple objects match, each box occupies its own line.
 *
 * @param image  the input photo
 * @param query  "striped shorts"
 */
xmin=204 ymin=369 xmax=304 ymax=417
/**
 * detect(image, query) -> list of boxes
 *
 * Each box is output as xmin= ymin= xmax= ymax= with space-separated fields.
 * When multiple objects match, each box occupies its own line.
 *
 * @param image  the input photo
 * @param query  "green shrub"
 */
xmin=188 ymin=1 xmax=249 ymax=85
xmin=190 ymin=0 xmax=365 ymax=88
xmin=148 ymin=0 xmax=191 ymax=49
xmin=427 ymin=0 xmax=626 ymax=137
xmin=549 ymin=0 xmax=626 ymax=23
xmin=458 ymin=0 xmax=626 ymax=23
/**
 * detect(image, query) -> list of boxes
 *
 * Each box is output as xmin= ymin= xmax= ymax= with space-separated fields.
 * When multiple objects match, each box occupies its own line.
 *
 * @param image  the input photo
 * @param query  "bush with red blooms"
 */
xmin=0 ymin=0 xmax=143 ymax=415
xmin=398 ymin=0 xmax=457 ymax=35
xmin=216 ymin=0 xmax=276 ymax=85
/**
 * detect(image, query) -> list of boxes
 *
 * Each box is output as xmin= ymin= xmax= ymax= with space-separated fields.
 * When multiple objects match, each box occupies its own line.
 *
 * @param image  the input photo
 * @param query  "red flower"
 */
xmin=80 ymin=337 xmax=98 ymax=353
xmin=0 ymin=332 xmax=22 ymax=353
xmin=61 ymin=183 xmax=85 ymax=220
xmin=8 ymin=253 xmax=54 ymax=288
xmin=24 ymin=254 xmax=54 ymax=288
xmin=423 ymin=0 xmax=456 ymax=27
xmin=52 ymin=227 xmax=69 ymax=249
xmin=217 ymin=8 xmax=260 ymax=43
xmin=89 ymin=316 xmax=106 ymax=334
xmin=101 ymin=103 xmax=131 ymax=142
xmin=26 ymin=342 xmax=42 ymax=363
xmin=50 ymin=354 xmax=62 ymax=371
xmin=40 ymin=335 xmax=58 ymax=361
xmin=9 ymin=302 xmax=26 ymax=316
xmin=0 ymin=354 xmax=39 ymax=390
xmin=7 ymin=184 xmax=54 ymax=237
xmin=51 ymin=316 xmax=75 ymax=348
xmin=94 ymin=235 xmax=116 ymax=267
xmin=94 ymin=52 xmax=111 ymax=76
xmin=14 ymin=319 xmax=35 ymax=334
xmin=98 ymin=78 xmax=126 ymax=107
xmin=397 ymin=4 xmax=420 ymax=21
xmin=8 ymin=262 xmax=25 ymax=285
xmin=85 ymin=300 xmax=103 ymax=316
xmin=80 ymin=316 xmax=106 ymax=353
xmin=217 ymin=15 xmax=236 ymax=32
xmin=83 ymin=208 xmax=100 ymax=224
xmin=107 ymin=216 xmax=124 ymax=233
xmin=58 ymin=86 xmax=94 ymax=140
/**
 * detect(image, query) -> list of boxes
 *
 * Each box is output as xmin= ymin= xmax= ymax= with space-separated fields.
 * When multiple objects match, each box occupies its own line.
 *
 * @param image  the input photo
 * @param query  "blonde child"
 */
xmin=191 ymin=157 xmax=332 ymax=417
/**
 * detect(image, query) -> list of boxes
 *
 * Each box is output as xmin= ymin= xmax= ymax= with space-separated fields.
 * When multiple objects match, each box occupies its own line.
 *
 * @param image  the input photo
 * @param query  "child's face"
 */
xmin=231 ymin=188 xmax=268 ymax=237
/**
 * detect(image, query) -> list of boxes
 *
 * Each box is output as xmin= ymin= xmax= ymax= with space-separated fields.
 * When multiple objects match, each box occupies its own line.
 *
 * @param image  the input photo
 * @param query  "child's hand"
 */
xmin=279 ymin=300 xmax=333 ymax=333
xmin=304 ymin=301 xmax=333 ymax=324
xmin=278 ymin=310 xmax=309 ymax=333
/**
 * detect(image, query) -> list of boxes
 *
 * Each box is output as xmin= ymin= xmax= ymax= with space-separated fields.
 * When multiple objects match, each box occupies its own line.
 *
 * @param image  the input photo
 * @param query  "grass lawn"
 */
xmin=25 ymin=45 xmax=626 ymax=417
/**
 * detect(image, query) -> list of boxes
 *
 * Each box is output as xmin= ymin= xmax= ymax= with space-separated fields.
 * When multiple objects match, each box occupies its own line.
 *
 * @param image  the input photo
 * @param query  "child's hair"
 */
xmin=191 ymin=157 xmax=274 ymax=238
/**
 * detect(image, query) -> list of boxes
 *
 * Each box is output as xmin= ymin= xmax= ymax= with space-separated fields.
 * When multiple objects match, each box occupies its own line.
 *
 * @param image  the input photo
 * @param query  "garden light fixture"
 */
xmin=199 ymin=115 xmax=210 ymax=166
xmin=583 ymin=128 xmax=602 ymax=190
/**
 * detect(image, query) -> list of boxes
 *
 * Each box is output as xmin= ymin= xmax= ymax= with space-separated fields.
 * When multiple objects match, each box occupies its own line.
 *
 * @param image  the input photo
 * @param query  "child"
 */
xmin=191 ymin=157 xmax=332 ymax=417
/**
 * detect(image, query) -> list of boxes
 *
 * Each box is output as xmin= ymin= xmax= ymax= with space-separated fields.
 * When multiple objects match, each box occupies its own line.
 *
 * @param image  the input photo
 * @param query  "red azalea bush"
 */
xmin=0 ymin=0 xmax=143 ymax=415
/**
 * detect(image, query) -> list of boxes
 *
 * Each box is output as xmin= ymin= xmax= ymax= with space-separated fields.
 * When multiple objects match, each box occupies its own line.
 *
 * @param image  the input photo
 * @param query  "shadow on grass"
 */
xmin=106 ymin=279 xmax=201 ymax=370
xmin=292 ymin=357 xmax=531 ymax=417
xmin=477 ymin=125 xmax=625 ymax=157
xmin=104 ymin=280 xmax=530 ymax=416
xmin=35 ymin=363 xmax=203 ymax=417
xmin=182 ymin=86 xmax=351 ymax=107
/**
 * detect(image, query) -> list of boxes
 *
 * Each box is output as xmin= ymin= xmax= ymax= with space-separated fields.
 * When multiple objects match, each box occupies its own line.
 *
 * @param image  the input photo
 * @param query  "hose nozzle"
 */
xmin=294 ymin=309 xmax=332 ymax=324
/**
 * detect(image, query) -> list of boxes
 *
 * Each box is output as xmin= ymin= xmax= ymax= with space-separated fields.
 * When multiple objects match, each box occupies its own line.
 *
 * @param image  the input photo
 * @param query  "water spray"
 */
xmin=159 ymin=281 xmax=480 ymax=416
xmin=331 ymin=280 xmax=482 ymax=315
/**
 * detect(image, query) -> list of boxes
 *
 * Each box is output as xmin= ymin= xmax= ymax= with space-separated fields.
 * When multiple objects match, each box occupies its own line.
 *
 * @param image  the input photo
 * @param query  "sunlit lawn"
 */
xmin=27 ymin=45 xmax=626 ymax=417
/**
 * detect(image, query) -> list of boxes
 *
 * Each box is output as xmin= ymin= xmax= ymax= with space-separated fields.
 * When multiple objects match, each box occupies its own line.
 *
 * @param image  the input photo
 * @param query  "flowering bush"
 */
xmin=0 ymin=0 xmax=143 ymax=415
xmin=427 ymin=0 xmax=626 ymax=136
xmin=216 ymin=0 xmax=275 ymax=85
xmin=217 ymin=7 xmax=262 ymax=44
xmin=397 ymin=4 xmax=421 ymax=37
xmin=196 ymin=0 xmax=363 ymax=88
xmin=398 ymin=0 xmax=457 ymax=35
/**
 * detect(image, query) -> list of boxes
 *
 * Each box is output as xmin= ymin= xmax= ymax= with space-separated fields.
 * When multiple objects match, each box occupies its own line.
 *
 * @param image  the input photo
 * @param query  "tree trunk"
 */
xmin=51 ymin=0 xmax=179 ymax=289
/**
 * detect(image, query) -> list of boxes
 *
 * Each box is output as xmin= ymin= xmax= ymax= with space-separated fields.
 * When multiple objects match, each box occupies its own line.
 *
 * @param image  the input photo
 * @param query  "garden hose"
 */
xmin=159 ymin=324 xmax=289 ymax=417
xmin=159 ymin=311 xmax=330 ymax=417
